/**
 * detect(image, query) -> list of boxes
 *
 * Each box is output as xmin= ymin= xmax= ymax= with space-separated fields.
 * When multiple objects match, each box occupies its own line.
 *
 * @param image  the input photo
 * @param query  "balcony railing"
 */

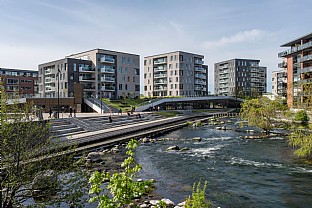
xmin=154 ymin=87 xmax=167 ymax=91
xmin=278 ymin=40 xmax=312 ymax=57
xmin=101 ymin=77 xmax=115 ymax=82
xmin=195 ymin=80 xmax=206 ymax=85
xmin=154 ymin=66 xmax=167 ymax=71
xmin=45 ymin=69 xmax=52 ymax=75
xmin=301 ymin=66 xmax=312 ymax=73
xmin=101 ymin=66 xmax=115 ymax=73
xmin=195 ymin=86 xmax=206 ymax=91
xmin=79 ymin=66 xmax=94 ymax=72
xmin=219 ymin=70 xmax=229 ymax=75
xmin=278 ymin=62 xmax=287 ymax=68
xmin=194 ymin=67 xmax=206 ymax=72
xmin=194 ymin=59 xmax=204 ymax=64
xmin=154 ymin=81 xmax=168 ymax=84
xmin=79 ymin=77 xmax=96 ymax=81
xmin=45 ymin=86 xmax=56 ymax=91
xmin=298 ymin=54 xmax=312 ymax=63
xmin=45 ymin=77 xmax=56 ymax=83
xmin=100 ymin=56 xmax=115 ymax=63
xmin=101 ymin=86 xmax=115 ymax=91
xmin=83 ymin=86 xmax=96 ymax=90
xmin=195 ymin=73 xmax=206 ymax=79
xmin=154 ymin=74 xmax=167 ymax=78
xmin=154 ymin=58 xmax=167 ymax=64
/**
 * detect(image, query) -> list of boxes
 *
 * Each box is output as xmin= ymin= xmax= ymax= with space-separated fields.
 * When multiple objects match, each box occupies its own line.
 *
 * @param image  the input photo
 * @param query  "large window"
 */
xmin=7 ymin=78 xmax=19 ymax=84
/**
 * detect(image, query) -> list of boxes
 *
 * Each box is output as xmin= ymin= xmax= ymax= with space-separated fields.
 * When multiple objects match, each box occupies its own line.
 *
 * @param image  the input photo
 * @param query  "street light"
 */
xmin=57 ymin=69 xmax=61 ymax=119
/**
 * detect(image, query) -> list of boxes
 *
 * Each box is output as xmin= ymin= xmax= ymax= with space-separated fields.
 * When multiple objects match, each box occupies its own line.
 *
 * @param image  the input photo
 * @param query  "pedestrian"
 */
xmin=119 ymin=108 xmax=122 ymax=115
xmin=74 ymin=108 xmax=76 ymax=117
xmin=109 ymin=116 xmax=112 ymax=123
xmin=69 ymin=107 xmax=72 ymax=117
xmin=49 ymin=108 xmax=52 ymax=118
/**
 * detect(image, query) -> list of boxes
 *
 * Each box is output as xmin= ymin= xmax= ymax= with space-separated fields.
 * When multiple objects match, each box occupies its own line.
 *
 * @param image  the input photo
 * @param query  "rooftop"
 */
xmin=280 ymin=32 xmax=312 ymax=47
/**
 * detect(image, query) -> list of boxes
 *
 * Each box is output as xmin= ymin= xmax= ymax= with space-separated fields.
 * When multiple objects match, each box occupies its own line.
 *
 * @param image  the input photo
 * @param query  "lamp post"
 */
xmin=57 ymin=69 xmax=61 ymax=119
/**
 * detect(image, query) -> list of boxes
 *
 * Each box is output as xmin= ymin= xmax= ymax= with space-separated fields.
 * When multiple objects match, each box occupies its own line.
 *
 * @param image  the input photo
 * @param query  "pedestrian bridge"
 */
xmin=135 ymin=96 xmax=243 ymax=112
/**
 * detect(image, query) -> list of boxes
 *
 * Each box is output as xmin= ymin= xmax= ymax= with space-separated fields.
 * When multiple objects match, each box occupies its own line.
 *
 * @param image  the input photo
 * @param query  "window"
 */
xmin=135 ymin=85 xmax=140 ymax=91
xmin=125 ymin=84 xmax=128 ymax=90
xmin=119 ymin=67 xmax=122 ymax=74
xmin=170 ymin=56 xmax=173 ymax=61
xmin=171 ymin=84 xmax=173 ymax=89
xmin=128 ymin=76 xmax=130 ymax=82
xmin=74 ymin=63 xmax=77 ymax=71
xmin=144 ymin=86 xmax=147 ymax=91
xmin=144 ymin=60 xmax=147 ymax=65
xmin=125 ymin=67 xmax=128 ymax=74
xmin=7 ymin=78 xmax=19 ymax=84
xmin=135 ymin=68 xmax=140 ymax=75
xmin=144 ymin=73 xmax=147 ymax=78
xmin=176 ymin=63 xmax=179 ymax=68
xmin=119 ymin=84 xmax=122 ymax=90
xmin=122 ymin=57 xmax=126 ymax=64
xmin=179 ymin=55 xmax=183 ymax=61
xmin=176 ymin=77 xmax=178 ymax=82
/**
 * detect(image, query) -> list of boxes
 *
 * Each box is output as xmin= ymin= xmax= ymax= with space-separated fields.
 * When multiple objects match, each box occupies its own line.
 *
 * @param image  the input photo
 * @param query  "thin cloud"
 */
xmin=203 ymin=29 xmax=268 ymax=48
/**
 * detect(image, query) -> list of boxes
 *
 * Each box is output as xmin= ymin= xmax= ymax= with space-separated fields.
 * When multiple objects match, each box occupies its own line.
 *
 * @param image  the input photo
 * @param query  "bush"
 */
xmin=295 ymin=110 xmax=309 ymax=122
xmin=185 ymin=181 xmax=213 ymax=208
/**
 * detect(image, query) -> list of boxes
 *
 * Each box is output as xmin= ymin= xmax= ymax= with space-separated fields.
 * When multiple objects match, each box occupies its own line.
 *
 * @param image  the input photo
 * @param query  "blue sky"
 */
xmin=1 ymin=0 xmax=312 ymax=93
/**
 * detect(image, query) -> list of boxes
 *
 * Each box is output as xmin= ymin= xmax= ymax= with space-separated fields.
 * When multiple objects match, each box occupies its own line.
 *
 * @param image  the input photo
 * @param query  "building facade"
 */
xmin=39 ymin=49 xmax=140 ymax=99
xmin=278 ymin=33 xmax=312 ymax=108
xmin=214 ymin=59 xmax=267 ymax=97
xmin=271 ymin=70 xmax=287 ymax=98
xmin=0 ymin=68 xmax=38 ymax=98
xmin=144 ymin=51 xmax=208 ymax=97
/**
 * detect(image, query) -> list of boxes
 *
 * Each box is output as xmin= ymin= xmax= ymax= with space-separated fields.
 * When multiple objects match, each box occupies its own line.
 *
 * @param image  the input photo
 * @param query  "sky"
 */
xmin=0 ymin=0 xmax=312 ymax=93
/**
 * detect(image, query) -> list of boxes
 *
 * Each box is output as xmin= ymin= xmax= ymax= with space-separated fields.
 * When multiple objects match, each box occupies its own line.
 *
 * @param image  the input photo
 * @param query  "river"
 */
xmin=135 ymin=118 xmax=312 ymax=208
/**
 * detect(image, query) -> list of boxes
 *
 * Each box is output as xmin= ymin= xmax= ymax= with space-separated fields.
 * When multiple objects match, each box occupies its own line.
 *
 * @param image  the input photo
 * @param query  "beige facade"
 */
xmin=66 ymin=49 xmax=140 ymax=99
xmin=144 ymin=51 xmax=208 ymax=97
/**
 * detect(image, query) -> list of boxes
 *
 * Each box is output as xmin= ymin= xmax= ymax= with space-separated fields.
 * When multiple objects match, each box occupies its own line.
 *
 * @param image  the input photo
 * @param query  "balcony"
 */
xmin=298 ymin=54 xmax=312 ymax=63
xmin=154 ymin=80 xmax=167 ymax=84
xmin=195 ymin=73 xmax=206 ymax=79
xmin=100 ymin=56 xmax=115 ymax=63
xmin=194 ymin=67 xmax=206 ymax=73
xmin=194 ymin=59 xmax=204 ymax=65
xmin=195 ymin=86 xmax=206 ymax=91
xmin=301 ymin=66 xmax=312 ymax=73
xmin=45 ymin=77 xmax=55 ymax=83
xmin=101 ymin=77 xmax=115 ymax=82
xmin=195 ymin=80 xmax=206 ymax=85
xmin=154 ymin=74 xmax=167 ymax=78
xmin=79 ymin=66 xmax=94 ymax=72
xmin=219 ymin=70 xmax=229 ymax=75
xmin=79 ymin=76 xmax=96 ymax=82
xmin=220 ymin=80 xmax=228 ymax=84
xmin=278 ymin=62 xmax=287 ymax=68
xmin=154 ymin=58 xmax=167 ymax=64
xmin=45 ymin=69 xmax=52 ymax=75
xmin=278 ymin=41 xmax=312 ymax=57
xmin=83 ymin=86 xmax=96 ymax=91
xmin=101 ymin=66 xmax=115 ymax=73
xmin=154 ymin=66 xmax=167 ymax=71
xmin=45 ymin=86 xmax=56 ymax=91
xmin=154 ymin=87 xmax=167 ymax=91
xmin=101 ymin=86 xmax=115 ymax=91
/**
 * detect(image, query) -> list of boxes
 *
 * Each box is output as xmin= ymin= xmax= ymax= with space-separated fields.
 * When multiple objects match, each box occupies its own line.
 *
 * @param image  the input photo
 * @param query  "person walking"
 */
xmin=69 ymin=107 xmax=73 ymax=117
xmin=119 ymin=108 xmax=122 ymax=115
xmin=49 ymin=108 xmax=52 ymax=118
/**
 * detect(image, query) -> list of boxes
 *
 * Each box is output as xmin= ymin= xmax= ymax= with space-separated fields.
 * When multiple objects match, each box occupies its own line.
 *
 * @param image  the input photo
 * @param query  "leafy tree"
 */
xmin=288 ymin=128 xmax=312 ymax=159
xmin=294 ymin=110 xmax=309 ymax=122
xmin=0 ymin=85 xmax=88 ymax=208
xmin=240 ymin=97 xmax=288 ymax=134
xmin=89 ymin=139 xmax=153 ymax=208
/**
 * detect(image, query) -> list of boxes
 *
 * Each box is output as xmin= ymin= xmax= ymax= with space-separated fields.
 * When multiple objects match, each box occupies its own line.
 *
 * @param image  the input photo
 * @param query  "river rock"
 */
xmin=86 ymin=151 xmax=103 ymax=162
xmin=180 ymin=147 xmax=190 ymax=151
xmin=150 ymin=200 xmax=160 ymax=205
xmin=216 ymin=126 xmax=221 ymax=130
xmin=192 ymin=137 xmax=202 ymax=142
xmin=167 ymin=145 xmax=180 ymax=151
xmin=142 ymin=137 xmax=150 ymax=143
xmin=140 ymin=204 xmax=148 ymax=208
xmin=221 ymin=126 xmax=227 ymax=130
xmin=161 ymin=198 xmax=175 ymax=206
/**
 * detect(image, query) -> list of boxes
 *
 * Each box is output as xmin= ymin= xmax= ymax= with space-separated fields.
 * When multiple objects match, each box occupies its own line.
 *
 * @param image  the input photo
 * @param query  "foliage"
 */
xmin=185 ymin=181 xmax=213 ymax=208
xmin=294 ymin=110 xmax=309 ymax=122
xmin=89 ymin=139 xmax=153 ymax=208
xmin=288 ymin=128 xmax=312 ymax=159
xmin=186 ymin=121 xmax=193 ymax=126
xmin=101 ymin=98 xmax=146 ymax=112
xmin=240 ymin=97 xmax=288 ymax=134
xmin=0 ymin=86 xmax=88 ymax=208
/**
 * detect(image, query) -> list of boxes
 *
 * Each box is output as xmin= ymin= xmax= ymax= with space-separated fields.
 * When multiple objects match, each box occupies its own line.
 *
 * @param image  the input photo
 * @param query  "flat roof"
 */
xmin=0 ymin=68 xmax=37 ymax=73
xmin=215 ymin=58 xmax=260 ymax=64
xmin=144 ymin=51 xmax=204 ymax=58
xmin=280 ymin=32 xmax=312 ymax=47
xmin=66 ymin=48 xmax=140 ymax=57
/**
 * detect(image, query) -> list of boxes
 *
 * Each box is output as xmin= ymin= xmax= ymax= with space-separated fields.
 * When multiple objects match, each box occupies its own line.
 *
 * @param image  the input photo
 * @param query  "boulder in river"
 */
xmin=166 ymin=145 xmax=180 ymax=151
xmin=192 ymin=137 xmax=202 ymax=142
xmin=86 ymin=151 xmax=104 ymax=162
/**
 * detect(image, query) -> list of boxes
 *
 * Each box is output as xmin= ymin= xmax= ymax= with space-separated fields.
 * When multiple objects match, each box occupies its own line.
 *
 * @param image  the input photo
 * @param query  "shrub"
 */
xmin=185 ymin=181 xmax=213 ymax=208
xmin=295 ymin=110 xmax=309 ymax=122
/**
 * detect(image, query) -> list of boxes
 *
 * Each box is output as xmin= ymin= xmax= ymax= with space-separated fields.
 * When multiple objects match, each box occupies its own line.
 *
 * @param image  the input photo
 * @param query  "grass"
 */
xmin=101 ymin=98 xmax=148 ymax=112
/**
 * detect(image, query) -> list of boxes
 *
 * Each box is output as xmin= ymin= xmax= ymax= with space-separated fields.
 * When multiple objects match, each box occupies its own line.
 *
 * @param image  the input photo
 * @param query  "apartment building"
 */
xmin=144 ymin=51 xmax=208 ymax=97
xmin=271 ymin=70 xmax=287 ymax=98
xmin=278 ymin=32 xmax=312 ymax=108
xmin=214 ymin=59 xmax=267 ymax=97
xmin=0 ymin=68 xmax=38 ymax=97
xmin=39 ymin=49 xmax=140 ymax=99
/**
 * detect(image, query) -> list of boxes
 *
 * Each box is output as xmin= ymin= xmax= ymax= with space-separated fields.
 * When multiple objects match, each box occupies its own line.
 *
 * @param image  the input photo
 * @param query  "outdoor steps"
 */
xmin=52 ymin=126 xmax=85 ymax=136
xmin=50 ymin=123 xmax=77 ymax=131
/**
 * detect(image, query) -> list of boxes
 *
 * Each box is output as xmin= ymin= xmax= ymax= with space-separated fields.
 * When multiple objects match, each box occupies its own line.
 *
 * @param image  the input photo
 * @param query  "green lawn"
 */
xmin=101 ymin=98 xmax=148 ymax=112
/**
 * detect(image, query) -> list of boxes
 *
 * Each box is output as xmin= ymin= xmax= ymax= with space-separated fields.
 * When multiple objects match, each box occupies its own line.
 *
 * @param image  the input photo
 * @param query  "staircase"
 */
xmin=84 ymin=97 xmax=111 ymax=113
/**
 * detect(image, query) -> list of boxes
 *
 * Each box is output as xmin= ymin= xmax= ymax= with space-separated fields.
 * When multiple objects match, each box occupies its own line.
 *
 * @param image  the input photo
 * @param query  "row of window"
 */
xmin=0 ymin=70 xmax=37 ymax=77
xmin=6 ymin=86 xmax=32 ymax=91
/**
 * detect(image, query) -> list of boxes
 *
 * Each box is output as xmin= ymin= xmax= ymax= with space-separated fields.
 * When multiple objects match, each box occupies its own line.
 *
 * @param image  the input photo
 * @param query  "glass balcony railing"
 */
xmin=154 ymin=87 xmax=167 ymax=91
xmin=154 ymin=66 xmax=167 ymax=71
xmin=301 ymin=66 xmax=312 ymax=73
xmin=154 ymin=74 xmax=167 ymax=78
xmin=79 ymin=66 xmax=94 ymax=72
xmin=100 ymin=66 xmax=115 ymax=73
xmin=195 ymin=73 xmax=206 ymax=79
xmin=278 ymin=62 xmax=287 ymax=68
xmin=100 ymin=56 xmax=115 ymax=63
xmin=154 ymin=58 xmax=167 ymax=64
xmin=101 ymin=86 xmax=115 ymax=91
xmin=298 ymin=54 xmax=312 ymax=63
xmin=101 ymin=77 xmax=115 ymax=82
xmin=194 ymin=59 xmax=204 ymax=64
xmin=194 ymin=67 xmax=206 ymax=72
xmin=79 ymin=76 xmax=95 ymax=81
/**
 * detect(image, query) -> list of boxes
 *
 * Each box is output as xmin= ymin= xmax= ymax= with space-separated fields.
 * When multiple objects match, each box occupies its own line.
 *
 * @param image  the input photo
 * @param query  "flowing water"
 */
xmin=135 ymin=120 xmax=312 ymax=208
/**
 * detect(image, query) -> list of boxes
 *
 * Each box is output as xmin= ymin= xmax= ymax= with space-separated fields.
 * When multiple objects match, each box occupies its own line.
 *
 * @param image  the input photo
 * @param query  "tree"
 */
xmin=89 ymin=139 xmax=153 ymax=208
xmin=0 ymin=85 xmax=88 ymax=208
xmin=294 ymin=110 xmax=309 ymax=122
xmin=240 ymin=97 xmax=288 ymax=134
